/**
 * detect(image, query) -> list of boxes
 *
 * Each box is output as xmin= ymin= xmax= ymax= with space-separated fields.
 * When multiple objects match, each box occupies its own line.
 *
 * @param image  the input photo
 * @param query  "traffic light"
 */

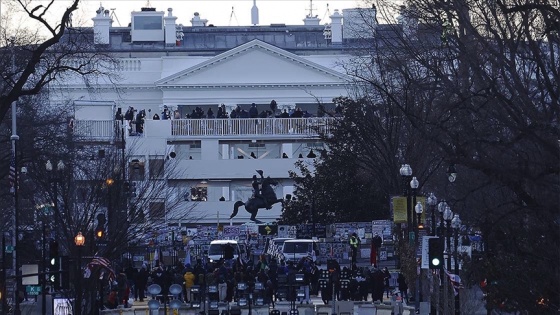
xmin=49 ymin=240 xmax=60 ymax=289
xmin=129 ymin=182 xmax=137 ymax=197
xmin=123 ymin=181 xmax=130 ymax=192
xmin=95 ymin=213 xmax=106 ymax=239
xmin=428 ymin=237 xmax=444 ymax=269
xmin=95 ymin=227 xmax=104 ymax=239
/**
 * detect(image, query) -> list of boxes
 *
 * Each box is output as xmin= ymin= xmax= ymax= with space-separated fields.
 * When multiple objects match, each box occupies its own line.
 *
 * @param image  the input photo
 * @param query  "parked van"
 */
xmin=282 ymin=239 xmax=320 ymax=264
xmin=207 ymin=240 xmax=241 ymax=264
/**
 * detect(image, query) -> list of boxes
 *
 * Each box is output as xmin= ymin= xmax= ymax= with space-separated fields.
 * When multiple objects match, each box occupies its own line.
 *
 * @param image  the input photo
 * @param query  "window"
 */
xmin=149 ymin=201 xmax=165 ymax=219
xmin=190 ymin=186 xmax=207 ymax=201
xmin=149 ymin=158 xmax=164 ymax=179
xmin=134 ymin=16 xmax=162 ymax=30
xmin=129 ymin=159 xmax=145 ymax=181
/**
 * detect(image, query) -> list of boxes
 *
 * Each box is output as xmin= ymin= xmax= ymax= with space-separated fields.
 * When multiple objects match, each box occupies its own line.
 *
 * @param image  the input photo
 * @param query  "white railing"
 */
xmin=171 ymin=117 xmax=336 ymax=137
xmin=73 ymin=120 xmax=120 ymax=139
xmin=72 ymin=117 xmax=337 ymax=139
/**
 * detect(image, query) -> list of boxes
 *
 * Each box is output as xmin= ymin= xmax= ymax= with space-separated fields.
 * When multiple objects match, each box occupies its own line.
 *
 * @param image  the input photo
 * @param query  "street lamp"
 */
xmin=414 ymin=200 xmax=424 ymax=311
xmin=74 ymin=232 xmax=85 ymax=315
xmin=46 ymin=160 xmax=65 ymax=244
xmin=447 ymin=164 xmax=457 ymax=183
xmin=400 ymin=164 xmax=413 ymax=232
xmin=437 ymin=200 xmax=448 ymax=237
xmin=410 ymin=176 xmax=419 ymax=236
xmin=451 ymin=214 xmax=462 ymax=315
xmin=427 ymin=193 xmax=438 ymax=236
xmin=443 ymin=206 xmax=453 ymax=271
xmin=414 ymin=202 xmax=423 ymax=229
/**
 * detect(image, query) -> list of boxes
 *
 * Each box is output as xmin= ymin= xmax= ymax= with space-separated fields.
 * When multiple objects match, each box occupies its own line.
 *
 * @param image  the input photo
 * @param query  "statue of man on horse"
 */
xmin=230 ymin=170 xmax=283 ymax=223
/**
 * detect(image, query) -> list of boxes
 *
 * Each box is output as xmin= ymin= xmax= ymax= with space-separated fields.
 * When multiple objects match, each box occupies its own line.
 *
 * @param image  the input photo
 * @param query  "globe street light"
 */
xmin=451 ymin=214 xmax=462 ymax=315
xmin=74 ymin=232 xmax=85 ymax=315
xmin=427 ymin=193 xmax=438 ymax=236
xmin=447 ymin=164 xmax=457 ymax=183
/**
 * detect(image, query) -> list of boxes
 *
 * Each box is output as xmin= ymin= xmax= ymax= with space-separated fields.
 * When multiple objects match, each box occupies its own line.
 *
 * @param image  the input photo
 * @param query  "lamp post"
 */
xmin=414 ymin=201 xmax=423 ymax=310
xmin=410 ymin=176 xmax=419 ymax=240
xmin=46 ymin=160 xmax=65 ymax=245
xmin=437 ymin=200 xmax=448 ymax=237
xmin=443 ymin=206 xmax=453 ymax=272
xmin=427 ymin=193 xmax=438 ymax=236
xmin=399 ymin=164 xmax=413 ymax=236
xmin=451 ymin=214 xmax=462 ymax=315
xmin=74 ymin=232 xmax=85 ymax=315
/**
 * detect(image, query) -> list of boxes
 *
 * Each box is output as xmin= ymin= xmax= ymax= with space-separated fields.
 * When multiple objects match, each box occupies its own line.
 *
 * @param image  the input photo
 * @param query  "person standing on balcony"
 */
xmin=249 ymin=103 xmax=259 ymax=118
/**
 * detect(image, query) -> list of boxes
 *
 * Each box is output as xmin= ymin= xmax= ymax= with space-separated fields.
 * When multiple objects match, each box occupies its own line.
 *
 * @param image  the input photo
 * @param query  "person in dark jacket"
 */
xmin=397 ymin=272 xmax=409 ymax=303
xmin=134 ymin=265 xmax=149 ymax=302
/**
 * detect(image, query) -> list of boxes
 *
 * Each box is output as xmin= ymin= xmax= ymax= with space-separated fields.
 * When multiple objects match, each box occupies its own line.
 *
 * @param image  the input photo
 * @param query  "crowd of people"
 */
xmin=115 ymin=101 xmax=344 ymax=136
xmin=103 ymin=253 xmax=407 ymax=310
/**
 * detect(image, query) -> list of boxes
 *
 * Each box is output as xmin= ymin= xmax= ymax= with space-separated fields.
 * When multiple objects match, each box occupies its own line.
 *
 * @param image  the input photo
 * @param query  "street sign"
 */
xmin=26 ymin=285 xmax=41 ymax=295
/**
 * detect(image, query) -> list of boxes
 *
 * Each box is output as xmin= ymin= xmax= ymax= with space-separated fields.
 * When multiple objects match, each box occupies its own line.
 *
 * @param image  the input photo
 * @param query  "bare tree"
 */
xmin=323 ymin=0 xmax=558 ymax=312
xmin=0 ymin=0 xmax=117 ymax=122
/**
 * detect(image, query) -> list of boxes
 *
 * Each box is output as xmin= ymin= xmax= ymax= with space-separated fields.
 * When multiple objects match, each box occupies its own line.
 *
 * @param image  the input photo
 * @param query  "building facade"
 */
xmin=49 ymin=3 xmax=381 ymax=226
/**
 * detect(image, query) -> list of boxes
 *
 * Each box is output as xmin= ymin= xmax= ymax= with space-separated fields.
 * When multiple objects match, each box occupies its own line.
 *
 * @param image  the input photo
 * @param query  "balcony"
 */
xmin=73 ymin=117 xmax=337 ymax=140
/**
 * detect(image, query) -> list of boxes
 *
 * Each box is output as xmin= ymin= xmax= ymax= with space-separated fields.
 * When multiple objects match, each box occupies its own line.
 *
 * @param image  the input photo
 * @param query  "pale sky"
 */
xmin=3 ymin=0 xmax=372 ymax=29
xmin=81 ymin=0 xmax=364 ymax=27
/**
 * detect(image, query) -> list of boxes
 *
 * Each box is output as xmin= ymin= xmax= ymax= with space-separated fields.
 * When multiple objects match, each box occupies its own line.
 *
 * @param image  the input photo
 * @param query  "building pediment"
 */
xmin=156 ymin=40 xmax=350 ymax=87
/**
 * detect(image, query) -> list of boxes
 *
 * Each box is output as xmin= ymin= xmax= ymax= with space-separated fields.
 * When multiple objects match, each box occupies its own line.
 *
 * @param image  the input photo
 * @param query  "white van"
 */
xmin=282 ymin=239 xmax=320 ymax=264
xmin=207 ymin=240 xmax=241 ymax=264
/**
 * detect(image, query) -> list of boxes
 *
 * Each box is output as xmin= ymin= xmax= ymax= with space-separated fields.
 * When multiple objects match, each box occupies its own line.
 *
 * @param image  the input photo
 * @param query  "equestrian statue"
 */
xmin=230 ymin=170 xmax=283 ymax=223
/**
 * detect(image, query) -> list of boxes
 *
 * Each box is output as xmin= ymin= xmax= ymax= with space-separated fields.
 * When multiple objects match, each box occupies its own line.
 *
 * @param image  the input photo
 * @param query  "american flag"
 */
xmin=9 ymin=152 xmax=16 ymax=194
xmin=445 ymin=268 xmax=464 ymax=296
xmin=88 ymin=256 xmax=115 ymax=281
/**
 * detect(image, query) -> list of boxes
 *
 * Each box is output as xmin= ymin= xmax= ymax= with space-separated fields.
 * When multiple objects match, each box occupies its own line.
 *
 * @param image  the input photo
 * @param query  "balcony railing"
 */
xmin=73 ymin=117 xmax=337 ymax=139
xmin=73 ymin=120 xmax=120 ymax=140
xmin=171 ymin=117 xmax=336 ymax=137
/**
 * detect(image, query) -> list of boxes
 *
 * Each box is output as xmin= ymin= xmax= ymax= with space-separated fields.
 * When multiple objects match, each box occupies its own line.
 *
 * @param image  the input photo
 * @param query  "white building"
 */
xmin=49 ymin=3 xmax=382 ymax=226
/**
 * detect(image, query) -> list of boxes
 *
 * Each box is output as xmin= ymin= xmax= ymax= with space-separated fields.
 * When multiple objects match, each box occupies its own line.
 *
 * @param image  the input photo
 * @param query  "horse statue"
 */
xmin=230 ymin=176 xmax=283 ymax=223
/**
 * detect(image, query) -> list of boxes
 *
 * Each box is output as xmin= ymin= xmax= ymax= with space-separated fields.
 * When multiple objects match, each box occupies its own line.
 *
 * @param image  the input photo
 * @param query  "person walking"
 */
xmin=397 ymin=272 xmax=409 ymax=304
xmin=382 ymin=267 xmax=391 ymax=298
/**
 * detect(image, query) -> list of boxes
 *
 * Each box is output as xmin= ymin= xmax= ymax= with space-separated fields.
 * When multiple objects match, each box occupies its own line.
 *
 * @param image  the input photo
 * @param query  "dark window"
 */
xmin=149 ymin=201 xmax=165 ymax=219
xmin=190 ymin=186 xmax=207 ymax=201
xmin=129 ymin=160 xmax=145 ymax=181
xmin=134 ymin=16 xmax=163 ymax=30
xmin=149 ymin=158 xmax=164 ymax=179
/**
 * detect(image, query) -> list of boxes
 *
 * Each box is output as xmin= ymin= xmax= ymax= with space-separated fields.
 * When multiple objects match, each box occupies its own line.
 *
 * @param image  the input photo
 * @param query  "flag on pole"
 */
xmin=9 ymin=152 xmax=16 ymax=194
xmin=445 ymin=268 xmax=464 ymax=296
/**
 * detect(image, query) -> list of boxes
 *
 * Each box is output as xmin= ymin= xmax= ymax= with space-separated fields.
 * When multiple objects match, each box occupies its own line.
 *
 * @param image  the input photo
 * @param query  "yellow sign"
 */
xmin=392 ymin=196 xmax=427 ymax=224
xmin=393 ymin=196 xmax=408 ymax=223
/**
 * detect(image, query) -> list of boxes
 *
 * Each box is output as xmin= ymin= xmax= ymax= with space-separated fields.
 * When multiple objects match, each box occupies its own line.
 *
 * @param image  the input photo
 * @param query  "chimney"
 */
xmin=191 ymin=12 xmax=208 ymax=27
xmin=330 ymin=9 xmax=343 ymax=44
xmin=251 ymin=0 xmax=259 ymax=26
xmin=164 ymin=8 xmax=178 ymax=46
xmin=303 ymin=15 xmax=321 ymax=26
xmin=92 ymin=4 xmax=112 ymax=45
